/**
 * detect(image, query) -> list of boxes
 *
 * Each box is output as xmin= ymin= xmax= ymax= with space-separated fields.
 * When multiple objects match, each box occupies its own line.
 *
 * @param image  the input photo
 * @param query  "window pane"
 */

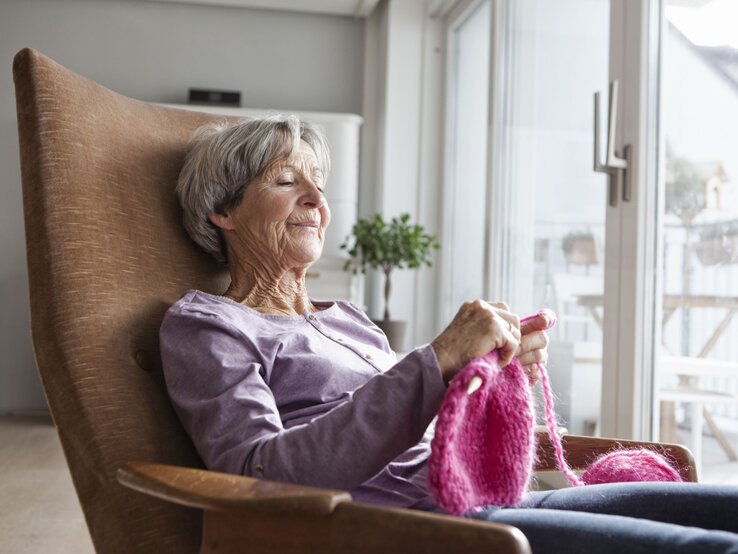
xmin=656 ymin=0 xmax=738 ymax=481
xmin=443 ymin=0 xmax=491 ymax=322
xmin=489 ymin=0 xmax=610 ymax=437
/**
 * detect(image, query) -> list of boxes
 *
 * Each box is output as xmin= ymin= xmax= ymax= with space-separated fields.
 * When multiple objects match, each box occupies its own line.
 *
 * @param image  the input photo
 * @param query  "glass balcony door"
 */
xmin=442 ymin=0 xmax=612 ymax=437
xmin=442 ymin=0 xmax=703 ymax=444
xmin=654 ymin=0 xmax=738 ymax=481
xmin=441 ymin=0 xmax=738 ymax=462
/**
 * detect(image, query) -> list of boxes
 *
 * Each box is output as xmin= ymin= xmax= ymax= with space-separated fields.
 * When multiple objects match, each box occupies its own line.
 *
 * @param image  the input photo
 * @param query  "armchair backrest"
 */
xmin=13 ymin=48 xmax=234 ymax=553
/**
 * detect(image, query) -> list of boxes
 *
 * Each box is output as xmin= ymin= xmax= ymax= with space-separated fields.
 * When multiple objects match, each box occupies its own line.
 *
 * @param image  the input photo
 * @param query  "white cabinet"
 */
xmin=160 ymin=104 xmax=364 ymax=306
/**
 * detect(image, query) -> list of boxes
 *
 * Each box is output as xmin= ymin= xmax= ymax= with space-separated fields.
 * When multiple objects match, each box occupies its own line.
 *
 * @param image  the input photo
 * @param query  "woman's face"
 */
xmin=220 ymin=140 xmax=331 ymax=271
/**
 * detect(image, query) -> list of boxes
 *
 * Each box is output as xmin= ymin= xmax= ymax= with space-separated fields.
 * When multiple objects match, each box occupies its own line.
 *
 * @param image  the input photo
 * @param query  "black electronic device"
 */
xmin=188 ymin=88 xmax=241 ymax=107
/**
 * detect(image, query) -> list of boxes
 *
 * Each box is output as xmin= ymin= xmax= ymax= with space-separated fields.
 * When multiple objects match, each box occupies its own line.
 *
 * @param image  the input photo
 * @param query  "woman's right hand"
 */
xmin=431 ymin=301 xmax=520 ymax=385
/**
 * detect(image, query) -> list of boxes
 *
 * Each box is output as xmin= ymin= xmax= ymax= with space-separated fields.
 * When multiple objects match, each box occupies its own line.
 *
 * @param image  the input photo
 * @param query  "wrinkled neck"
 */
xmin=224 ymin=255 xmax=315 ymax=316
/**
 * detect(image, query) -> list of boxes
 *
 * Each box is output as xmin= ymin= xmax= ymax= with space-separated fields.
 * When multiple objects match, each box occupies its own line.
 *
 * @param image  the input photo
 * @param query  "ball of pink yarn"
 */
xmin=581 ymin=449 xmax=683 ymax=485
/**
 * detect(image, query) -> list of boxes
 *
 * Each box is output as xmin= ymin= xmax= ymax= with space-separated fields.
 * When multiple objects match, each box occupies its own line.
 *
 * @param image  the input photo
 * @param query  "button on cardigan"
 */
xmin=159 ymin=290 xmax=447 ymax=509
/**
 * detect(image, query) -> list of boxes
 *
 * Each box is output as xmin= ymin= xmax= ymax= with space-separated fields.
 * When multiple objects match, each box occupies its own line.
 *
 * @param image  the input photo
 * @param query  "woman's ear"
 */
xmin=208 ymin=212 xmax=235 ymax=231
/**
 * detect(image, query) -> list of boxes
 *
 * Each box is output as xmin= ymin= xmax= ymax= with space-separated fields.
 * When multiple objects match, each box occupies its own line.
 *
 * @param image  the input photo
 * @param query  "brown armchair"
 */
xmin=13 ymin=48 xmax=697 ymax=554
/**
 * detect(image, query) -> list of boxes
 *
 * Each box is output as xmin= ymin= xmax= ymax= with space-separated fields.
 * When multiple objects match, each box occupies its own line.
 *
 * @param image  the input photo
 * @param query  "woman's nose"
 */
xmin=300 ymin=182 xmax=325 ymax=208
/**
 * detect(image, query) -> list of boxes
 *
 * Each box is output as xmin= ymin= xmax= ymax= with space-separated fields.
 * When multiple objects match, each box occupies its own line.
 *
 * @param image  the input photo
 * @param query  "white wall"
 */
xmin=0 ymin=0 xmax=364 ymax=412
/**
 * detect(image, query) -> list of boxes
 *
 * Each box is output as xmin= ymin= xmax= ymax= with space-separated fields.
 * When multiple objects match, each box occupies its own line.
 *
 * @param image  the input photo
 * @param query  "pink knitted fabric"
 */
xmin=428 ymin=308 xmax=683 ymax=515
xmin=428 ymin=351 xmax=535 ymax=515
xmin=582 ymin=449 xmax=683 ymax=485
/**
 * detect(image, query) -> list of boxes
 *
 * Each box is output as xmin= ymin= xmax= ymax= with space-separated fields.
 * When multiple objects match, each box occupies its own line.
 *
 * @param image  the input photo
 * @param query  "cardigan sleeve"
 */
xmin=159 ymin=305 xmax=446 ymax=490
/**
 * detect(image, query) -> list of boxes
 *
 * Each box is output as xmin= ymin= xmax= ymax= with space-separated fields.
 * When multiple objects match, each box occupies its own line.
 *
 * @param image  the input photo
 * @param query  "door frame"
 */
xmin=437 ymin=0 xmax=493 ymax=328
xmin=601 ymin=0 xmax=661 ymax=440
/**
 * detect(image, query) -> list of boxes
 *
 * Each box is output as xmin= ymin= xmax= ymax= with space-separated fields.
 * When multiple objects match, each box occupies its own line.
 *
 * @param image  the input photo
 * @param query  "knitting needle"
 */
xmin=467 ymin=376 xmax=483 ymax=395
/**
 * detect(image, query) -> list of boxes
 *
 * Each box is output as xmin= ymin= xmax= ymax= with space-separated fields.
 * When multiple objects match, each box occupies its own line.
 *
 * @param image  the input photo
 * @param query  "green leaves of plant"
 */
xmin=339 ymin=213 xmax=440 ymax=276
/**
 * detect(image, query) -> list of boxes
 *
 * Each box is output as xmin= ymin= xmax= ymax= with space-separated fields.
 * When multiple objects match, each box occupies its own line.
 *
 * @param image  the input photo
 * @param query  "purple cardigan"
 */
xmin=159 ymin=290 xmax=447 ymax=509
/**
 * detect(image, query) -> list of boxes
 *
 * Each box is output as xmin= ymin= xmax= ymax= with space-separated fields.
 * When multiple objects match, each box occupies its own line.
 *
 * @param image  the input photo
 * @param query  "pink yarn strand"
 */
xmin=537 ymin=362 xmax=584 ymax=487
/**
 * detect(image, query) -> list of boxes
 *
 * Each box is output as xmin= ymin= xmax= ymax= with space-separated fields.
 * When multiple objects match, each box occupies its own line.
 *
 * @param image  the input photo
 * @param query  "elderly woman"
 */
xmin=161 ymin=115 xmax=738 ymax=554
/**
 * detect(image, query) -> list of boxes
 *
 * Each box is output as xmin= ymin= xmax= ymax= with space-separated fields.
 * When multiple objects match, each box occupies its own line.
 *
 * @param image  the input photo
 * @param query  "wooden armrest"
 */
xmin=120 ymin=462 xmax=533 ymax=553
xmin=534 ymin=431 xmax=698 ymax=482
xmin=117 ymin=462 xmax=351 ymax=516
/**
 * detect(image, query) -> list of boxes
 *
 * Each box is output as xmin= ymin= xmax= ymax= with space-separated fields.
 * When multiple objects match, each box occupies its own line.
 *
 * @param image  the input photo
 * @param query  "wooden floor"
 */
xmin=0 ymin=415 xmax=94 ymax=553
xmin=2 ymin=414 xmax=738 ymax=553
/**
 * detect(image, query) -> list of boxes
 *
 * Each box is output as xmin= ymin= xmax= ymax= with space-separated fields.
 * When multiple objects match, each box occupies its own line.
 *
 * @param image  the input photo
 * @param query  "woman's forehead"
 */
xmin=271 ymin=142 xmax=321 ymax=172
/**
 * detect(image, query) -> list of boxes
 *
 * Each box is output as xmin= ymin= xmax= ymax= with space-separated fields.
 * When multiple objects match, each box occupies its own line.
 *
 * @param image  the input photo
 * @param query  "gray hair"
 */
xmin=176 ymin=114 xmax=331 ymax=264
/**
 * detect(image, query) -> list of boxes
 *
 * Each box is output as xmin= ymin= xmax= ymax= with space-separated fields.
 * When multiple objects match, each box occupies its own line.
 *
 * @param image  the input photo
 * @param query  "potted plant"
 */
xmin=561 ymin=230 xmax=599 ymax=266
xmin=695 ymin=219 xmax=738 ymax=266
xmin=340 ymin=213 xmax=440 ymax=352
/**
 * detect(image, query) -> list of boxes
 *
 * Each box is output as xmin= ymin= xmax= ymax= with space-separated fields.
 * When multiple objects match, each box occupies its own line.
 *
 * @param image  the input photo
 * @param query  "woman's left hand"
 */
xmin=516 ymin=312 xmax=551 ymax=385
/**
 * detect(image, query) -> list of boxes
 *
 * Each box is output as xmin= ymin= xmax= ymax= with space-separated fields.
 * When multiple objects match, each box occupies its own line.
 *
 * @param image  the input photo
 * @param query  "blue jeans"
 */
xmin=451 ymin=482 xmax=738 ymax=553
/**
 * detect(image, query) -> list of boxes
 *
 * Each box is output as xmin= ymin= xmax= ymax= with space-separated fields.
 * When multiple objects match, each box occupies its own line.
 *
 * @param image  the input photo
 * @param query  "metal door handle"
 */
xmin=594 ymin=80 xmax=631 ymax=206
